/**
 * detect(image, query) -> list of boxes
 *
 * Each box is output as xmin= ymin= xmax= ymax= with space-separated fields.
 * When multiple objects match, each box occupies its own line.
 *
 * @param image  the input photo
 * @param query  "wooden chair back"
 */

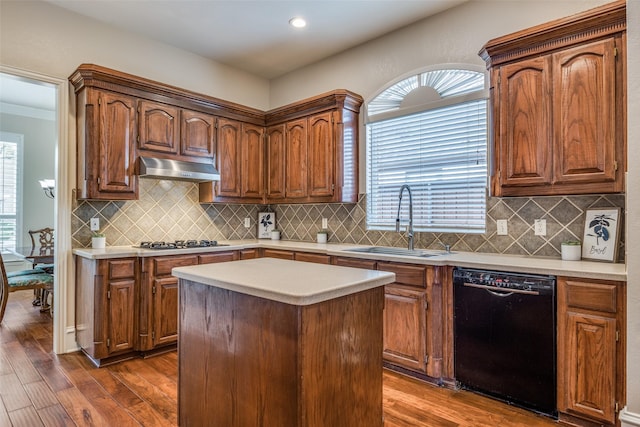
xmin=28 ymin=227 xmax=54 ymax=249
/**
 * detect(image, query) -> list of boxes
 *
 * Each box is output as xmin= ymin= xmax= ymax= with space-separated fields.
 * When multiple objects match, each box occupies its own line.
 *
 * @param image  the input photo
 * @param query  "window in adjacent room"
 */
xmin=0 ymin=132 xmax=23 ymax=252
xmin=366 ymin=67 xmax=488 ymax=233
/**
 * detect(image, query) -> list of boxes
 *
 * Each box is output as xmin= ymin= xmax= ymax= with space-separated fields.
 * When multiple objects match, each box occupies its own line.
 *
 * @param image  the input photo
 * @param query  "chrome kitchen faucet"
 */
xmin=395 ymin=184 xmax=414 ymax=250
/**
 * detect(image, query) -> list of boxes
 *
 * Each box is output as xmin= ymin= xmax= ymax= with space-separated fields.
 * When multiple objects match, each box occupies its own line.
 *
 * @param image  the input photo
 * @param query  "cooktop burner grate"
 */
xmin=135 ymin=240 xmax=227 ymax=250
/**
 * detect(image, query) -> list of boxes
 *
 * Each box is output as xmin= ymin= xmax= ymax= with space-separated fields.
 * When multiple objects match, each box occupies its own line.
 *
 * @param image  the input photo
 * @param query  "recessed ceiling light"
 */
xmin=289 ymin=17 xmax=307 ymax=28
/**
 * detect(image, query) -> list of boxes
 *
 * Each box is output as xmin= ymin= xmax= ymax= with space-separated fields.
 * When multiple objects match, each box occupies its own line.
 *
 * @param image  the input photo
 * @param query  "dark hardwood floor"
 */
xmin=1 ymin=289 xmax=558 ymax=426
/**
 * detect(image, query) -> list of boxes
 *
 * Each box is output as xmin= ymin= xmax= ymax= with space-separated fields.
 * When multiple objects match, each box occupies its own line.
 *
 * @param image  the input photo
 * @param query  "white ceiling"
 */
xmin=45 ymin=0 xmax=467 ymax=79
xmin=2 ymin=0 xmax=467 ymax=113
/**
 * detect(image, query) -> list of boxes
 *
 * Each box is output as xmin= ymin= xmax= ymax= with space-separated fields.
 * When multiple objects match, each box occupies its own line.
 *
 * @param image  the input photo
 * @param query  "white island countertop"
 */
xmin=172 ymin=257 xmax=396 ymax=305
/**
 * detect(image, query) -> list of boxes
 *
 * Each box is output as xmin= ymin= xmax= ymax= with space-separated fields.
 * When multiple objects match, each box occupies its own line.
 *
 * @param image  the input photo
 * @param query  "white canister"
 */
xmin=271 ymin=230 xmax=281 ymax=240
xmin=317 ymin=232 xmax=328 ymax=244
xmin=561 ymin=242 xmax=581 ymax=261
xmin=92 ymin=236 xmax=106 ymax=249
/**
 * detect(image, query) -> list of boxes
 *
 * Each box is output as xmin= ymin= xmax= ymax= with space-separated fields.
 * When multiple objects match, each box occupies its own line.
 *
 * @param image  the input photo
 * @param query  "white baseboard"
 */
xmin=620 ymin=406 xmax=640 ymax=427
xmin=63 ymin=326 xmax=80 ymax=353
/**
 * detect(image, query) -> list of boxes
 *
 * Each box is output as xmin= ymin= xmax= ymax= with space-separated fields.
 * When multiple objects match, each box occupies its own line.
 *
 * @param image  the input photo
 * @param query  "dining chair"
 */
xmin=0 ymin=253 xmax=54 ymax=323
xmin=28 ymin=227 xmax=55 ymax=307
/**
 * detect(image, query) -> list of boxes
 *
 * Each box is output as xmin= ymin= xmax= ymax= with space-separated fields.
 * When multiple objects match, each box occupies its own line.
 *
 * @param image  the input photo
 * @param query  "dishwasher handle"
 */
xmin=462 ymin=281 xmax=540 ymax=296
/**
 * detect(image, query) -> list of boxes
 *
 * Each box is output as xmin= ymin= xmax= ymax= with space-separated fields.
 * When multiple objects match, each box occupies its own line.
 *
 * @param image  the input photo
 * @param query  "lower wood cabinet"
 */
xmin=139 ymin=251 xmax=239 ymax=352
xmin=75 ymin=257 xmax=138 ymax=365
xmin=557 ymin=276 xmax=626 ymax=426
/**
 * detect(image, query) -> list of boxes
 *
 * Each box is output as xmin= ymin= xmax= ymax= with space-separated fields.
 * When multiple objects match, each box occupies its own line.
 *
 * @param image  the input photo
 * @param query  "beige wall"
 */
xmin=0 ymin=0 xmax=270 ymax=110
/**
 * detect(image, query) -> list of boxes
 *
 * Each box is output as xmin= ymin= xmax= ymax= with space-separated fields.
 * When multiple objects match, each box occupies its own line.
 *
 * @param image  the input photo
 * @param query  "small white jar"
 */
xmin=92 ymin=236 xmax=106 ymax=249
xmin=561 ymin=242 xmax=581 ymax=261
xmin=317 ymin=231 xmax=328 ymax=244
xmin=271 ymin=230 xmax=281 ymax=240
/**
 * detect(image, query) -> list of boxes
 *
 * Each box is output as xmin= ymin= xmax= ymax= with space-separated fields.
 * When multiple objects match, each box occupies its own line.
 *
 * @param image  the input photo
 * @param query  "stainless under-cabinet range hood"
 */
xmin=138 ymin=157 xmax=220 ymax=182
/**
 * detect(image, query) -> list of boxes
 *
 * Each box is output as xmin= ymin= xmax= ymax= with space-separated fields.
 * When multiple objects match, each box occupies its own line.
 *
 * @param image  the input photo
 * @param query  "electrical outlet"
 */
xmin=244 ymin=218 xmax=251 ymax=228
xmin=534 ymin=219 xmax=547 ymax=236
xmin=497 ymin=219 xmax=508 ymax=235
xmin=90 ymin=217 xmax=100 ymax=231
xmin=322 ymin=218 xmax=328 ymax=229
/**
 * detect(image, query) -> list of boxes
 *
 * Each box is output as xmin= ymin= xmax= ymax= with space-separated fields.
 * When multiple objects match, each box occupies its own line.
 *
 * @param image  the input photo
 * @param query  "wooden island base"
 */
xmin=178 ymin=279 xmax=385 ymax=427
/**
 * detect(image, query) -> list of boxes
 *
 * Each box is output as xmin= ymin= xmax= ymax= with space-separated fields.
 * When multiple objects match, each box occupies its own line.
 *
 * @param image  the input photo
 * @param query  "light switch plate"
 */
xmin=534 ymin=219 xmax=546 ymax=236
xmin=497 ymin=219 xmax=508 ymax=235
xmin=90 ymin=217 xmax=100 ymax=231
xmin=244 ymin=218 xmax=251 ymax=228
xmin=322 ymin=218 xmax=328 ymax=229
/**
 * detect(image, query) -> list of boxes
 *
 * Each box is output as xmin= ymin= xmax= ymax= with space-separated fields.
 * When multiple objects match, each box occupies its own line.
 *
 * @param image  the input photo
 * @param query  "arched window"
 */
xmin=366 ymin=66 xmax=488 ymax=233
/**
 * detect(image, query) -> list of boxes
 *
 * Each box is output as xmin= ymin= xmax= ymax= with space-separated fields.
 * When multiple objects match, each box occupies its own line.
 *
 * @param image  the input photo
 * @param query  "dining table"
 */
xmin=9 ymin=246 xmax=54 ymax=266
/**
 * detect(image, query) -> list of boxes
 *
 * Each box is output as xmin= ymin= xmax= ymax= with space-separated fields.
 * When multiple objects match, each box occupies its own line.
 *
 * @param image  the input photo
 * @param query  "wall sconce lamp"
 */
xmin=39 ymin=179 xmax=55 ymax=199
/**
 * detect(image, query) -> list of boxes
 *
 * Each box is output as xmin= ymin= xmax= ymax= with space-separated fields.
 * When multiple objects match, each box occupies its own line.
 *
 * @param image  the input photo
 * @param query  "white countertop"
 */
xmin=172 ymin=257 xmax=396 ymax=305
xmin=73 ymin=239 xmax=627 ymax=282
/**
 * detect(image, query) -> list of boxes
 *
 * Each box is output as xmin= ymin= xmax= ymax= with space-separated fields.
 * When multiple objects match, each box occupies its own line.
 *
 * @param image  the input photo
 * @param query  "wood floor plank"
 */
xmin=32 ymin=359 xmax=73 ymax=393
xmin=4 ymin=340 xmax=43 ymax=385
xmin=108 ymin=363 xmax=178 ymax=425
xmin=7 ymin=405 xmax=45 ymax=427
xmin=38 ymin=403 xmax=76 ymax=427
xmin=0 ymin=398 xmax=12 ymax=426
xmin=23 ymin=380 xmax=59 ymax=410
xmin=55 ymin=387 xmax=108 ymax=426
xmin=126 ymin=400 xmax=175 ymax=427
xmin=0 ymin=372 xmax=33 ymax=412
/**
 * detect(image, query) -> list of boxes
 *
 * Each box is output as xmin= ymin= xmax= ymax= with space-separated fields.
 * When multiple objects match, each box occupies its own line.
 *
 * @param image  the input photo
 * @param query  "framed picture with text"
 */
xmin=257 ymin=212 xmax=276 ymax=239
xmin=581 ymin=207 xmax=621 ymax=262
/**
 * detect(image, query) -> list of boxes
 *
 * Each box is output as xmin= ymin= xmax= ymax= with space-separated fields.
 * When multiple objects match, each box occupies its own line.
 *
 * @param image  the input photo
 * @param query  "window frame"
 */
xmin=365 ymin=64 xmax=489 ymax=234
xmin=0 ymin=131 xmax=24 ymax=253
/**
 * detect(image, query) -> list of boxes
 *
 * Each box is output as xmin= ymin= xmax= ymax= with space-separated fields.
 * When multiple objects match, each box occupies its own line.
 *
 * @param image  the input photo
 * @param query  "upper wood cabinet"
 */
xmin=480 ymin=1 xmax=626 ymax=196
xmin=265 ymin=91 xmax=363 ymax=204
xmin=70 ymin=65 xmax=361 ymax=203
xmin=138 ymin=100 xmax=216 ymax=159
xmin=75 ymin=88 xmax=138 ymax=200
xmin=200 ymin=118 xmax=265 ymax=203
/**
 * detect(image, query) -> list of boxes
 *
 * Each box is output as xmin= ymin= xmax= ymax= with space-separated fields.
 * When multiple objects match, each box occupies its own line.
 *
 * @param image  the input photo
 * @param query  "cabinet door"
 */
xmin=181 ymin=109 xmax=216 ymax=158
xmin=153 ymin=277 xmax=179 ymax=347
xmin=563 ymin=311 xmax=616 ymax=423
xmin=285 ymin=119 xmax=308 ymax=198
xmin=308 ymin=111 xmax=334 ymax=197
xmin=108 ymin=279 xmax=136 ymax=354
xmin=498 ymin=56 xmax=553 ymax=187
xmin=241 ymin=123 xmax=265 ymax=199
xmin=217 ymin=118 xmax=242 ymax=197
xmin=138 ymin=100 xmax=180 ymax=155
xmin=553 ymin=38 xmax=617 ymax=185
xmin=383 ymin=285 xmax=427 ymax=373
xmin=266 ymin=124 xmax=286 ymax=199
xmin=95 ymin=90 xmax=138 ymax=196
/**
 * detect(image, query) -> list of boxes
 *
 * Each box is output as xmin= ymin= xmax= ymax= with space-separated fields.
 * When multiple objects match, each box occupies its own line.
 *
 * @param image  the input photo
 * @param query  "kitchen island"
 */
xmin=172 ymin=258 xmax=395 ymax=427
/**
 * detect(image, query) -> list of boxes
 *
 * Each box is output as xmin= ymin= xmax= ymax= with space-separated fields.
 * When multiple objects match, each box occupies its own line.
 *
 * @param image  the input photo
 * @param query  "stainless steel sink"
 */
xmin=343 ymin=246 xmax=448 ymax=257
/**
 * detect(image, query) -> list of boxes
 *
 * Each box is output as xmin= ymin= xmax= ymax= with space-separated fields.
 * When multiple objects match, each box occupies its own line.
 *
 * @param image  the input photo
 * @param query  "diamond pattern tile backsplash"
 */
xmin=72 ymin=179 xmax=626 ymax=262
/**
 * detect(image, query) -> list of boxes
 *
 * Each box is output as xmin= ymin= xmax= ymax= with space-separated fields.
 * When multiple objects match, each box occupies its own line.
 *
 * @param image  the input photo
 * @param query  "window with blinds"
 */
xmin=0 ymin=133 xmax=23 ymax=252
xmin=366 ymin=68 xmax=487 ymax=233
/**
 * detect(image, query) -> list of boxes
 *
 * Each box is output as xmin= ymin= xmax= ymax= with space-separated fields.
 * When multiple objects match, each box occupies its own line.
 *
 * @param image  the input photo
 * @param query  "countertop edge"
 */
xmin=72 ymin=240 xmax=627 ymax=282
xmin=172 ymin=259 xmax=396 ymax=305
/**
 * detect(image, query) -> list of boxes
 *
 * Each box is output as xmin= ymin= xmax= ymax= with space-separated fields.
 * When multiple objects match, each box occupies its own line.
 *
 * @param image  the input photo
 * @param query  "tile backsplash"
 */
xmin=72 ymin=179 xmax=626 ymax=262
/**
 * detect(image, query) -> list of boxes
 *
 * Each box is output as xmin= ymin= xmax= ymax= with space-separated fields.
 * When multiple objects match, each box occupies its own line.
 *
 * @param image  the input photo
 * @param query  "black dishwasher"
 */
xmin=453 ymin=267 xmax=556 ymax=417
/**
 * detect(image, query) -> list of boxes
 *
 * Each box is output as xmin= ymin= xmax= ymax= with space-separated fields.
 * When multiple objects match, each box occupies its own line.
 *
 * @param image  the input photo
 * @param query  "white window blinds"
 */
xmin=366 ymin=69 xmax=487 ymax=233
xmin=0 ymin=134 xmax=22 ymax=251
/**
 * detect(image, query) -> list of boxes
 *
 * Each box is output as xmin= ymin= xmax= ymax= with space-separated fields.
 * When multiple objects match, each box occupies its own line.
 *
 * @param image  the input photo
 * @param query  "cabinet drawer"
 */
xmin=333 ymin=257 xmax=376 ymax=270
xmin=262 ymin=249 xmax=295 ymax=260
xmin=240 ymin=249 xmax=258 ymax=259
xmin=295 ymin=252 xmax=331 ymax=264
xmin=108 ymin=259 xmax=136 ymax=280
xmin=152 ymin=255 xmax=199 ymax=276
xmin=562 ymin=278 xmax=619 ymax=314
xmin=198 ymin=251 xmax=238 ymax=264
xmin=377 ymin=262 xmax=426 ymax=288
